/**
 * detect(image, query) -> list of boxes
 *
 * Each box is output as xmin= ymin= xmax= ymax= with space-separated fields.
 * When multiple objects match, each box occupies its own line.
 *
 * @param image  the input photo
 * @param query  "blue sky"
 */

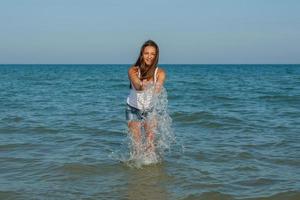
xmin=0 ymin=0 xmax=299 ymax=64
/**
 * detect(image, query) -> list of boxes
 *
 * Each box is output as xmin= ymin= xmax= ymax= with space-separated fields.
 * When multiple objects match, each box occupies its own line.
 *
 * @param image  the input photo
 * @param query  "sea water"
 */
xmin=1 ymin=64 xmax=300 ymax=199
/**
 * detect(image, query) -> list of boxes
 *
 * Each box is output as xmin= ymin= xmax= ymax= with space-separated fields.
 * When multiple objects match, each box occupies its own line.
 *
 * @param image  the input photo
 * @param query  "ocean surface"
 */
xmin=0 ymin=64 xmax=300 ymax=200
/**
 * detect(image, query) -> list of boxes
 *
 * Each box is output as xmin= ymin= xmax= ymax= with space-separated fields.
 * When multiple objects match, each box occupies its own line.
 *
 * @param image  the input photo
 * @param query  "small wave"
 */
xmin=0 ymin=191 xmax=21 ymax=200
xmin=1 ymin=157 xmax=40 ymax=164
xmin=172 ymin=111 xmax=243 ymax=129
xmin=190 ymin=151 xmax=206 ymax=161
xmin=181 ymin=191 xmax=233 ymax=200
xmin=109 ymin=83 xmax=128 ymax=89
xmin=186 ymin=182 xmax=224 ymax=189
xmin=212 ymin=95 xmax=239 ymax=101
xmin=60 ymin=163 xmax=99 ymax=174
xmin=234 ymin=165 xmax=258 ymax=171
xmin=278 ymin=111 xmax=300 ymax=118
xmin=0 ymin=143 xmax=39 ymax=151
xmin=242 ymin=141 xmax=279 ymax=149
xmin=237 ymin=151 xmax=254 ymax=159
xmin=266 ymin=158 xmax=300 ymax=167
xmin=259 ymin=95 xmax=300 ymax=103
xmin=241 ymin=191 xmax=300 ymax=200
xmin=234 ymin=178 xmax=277 ymax=187
xmin=59 ymin=162 xmax=121 ymax=175
xmin=1 ymin=116 xmax=23 ymax=123
xmin=28 ymin=126 xmax=60 ymax=134
xmin=172 ymin=111 xmax=215 ymax=122
xmin=94 ymin=128 xmax=124 ymax=137
xmin=197 ymin=121 xmax=224 ymax=128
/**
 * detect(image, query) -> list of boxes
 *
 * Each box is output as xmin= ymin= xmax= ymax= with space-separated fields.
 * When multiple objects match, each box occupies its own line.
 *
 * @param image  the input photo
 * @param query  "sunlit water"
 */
xmin=0 ymin=64 xmax=300 ymax=200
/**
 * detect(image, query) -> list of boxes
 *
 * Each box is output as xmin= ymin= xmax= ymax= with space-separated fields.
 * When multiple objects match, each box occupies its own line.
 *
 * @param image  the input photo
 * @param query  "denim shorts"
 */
xmin=125 ymin=104 xmax=153 ymax=121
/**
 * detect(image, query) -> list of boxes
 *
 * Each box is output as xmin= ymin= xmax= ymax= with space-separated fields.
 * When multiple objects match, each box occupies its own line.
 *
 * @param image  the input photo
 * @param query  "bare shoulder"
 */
xmin=128 ymin=65 xmax=139 ymax=75
xmin=128 ymin=65 xmax=138 ymax=71
xmin=157 ymin=67 xmax=166 ymax=78
xmin=156 ymin=67 xmax=166 ymax=83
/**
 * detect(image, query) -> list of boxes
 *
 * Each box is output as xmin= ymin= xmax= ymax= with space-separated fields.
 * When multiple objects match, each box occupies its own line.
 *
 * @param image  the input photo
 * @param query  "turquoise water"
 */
xmin=0 ymin=64 xmax=300 ymax=199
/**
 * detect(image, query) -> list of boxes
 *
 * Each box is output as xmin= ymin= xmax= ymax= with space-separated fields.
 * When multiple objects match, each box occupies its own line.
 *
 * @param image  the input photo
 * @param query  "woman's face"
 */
xmin=142 ymin=46 xmax=156 ymax=66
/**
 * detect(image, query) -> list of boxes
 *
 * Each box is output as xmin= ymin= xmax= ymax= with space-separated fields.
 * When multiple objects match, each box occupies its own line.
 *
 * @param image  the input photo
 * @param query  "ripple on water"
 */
xmin=172 ymin=111 xmax=222 ymax=128
xmin=258 ymin=95 xmax=300 ymax=107
xmin=181 ymin=190 xmax=300 ymax=200
xmin=0 ymin=191 xmax=22 ymax=200
xmin=172 ymin=111 xmax=216 ymax=122
xmin=171 ymin=110 xmax=245 ymax=130
xmin=197 ymin=121 xmax=225 ymax=129
xmin=181 ymin=191 xmax=233 ymax=200
xmin=1 ymin=116 xmax=24 ymax=123
xmin=93 ymin=128 xmax=125 ymax=137
xmin=58 ymin=162 xmax=125 ymax=176
xmin=28 ymin=126 xmax=60 ymax=134
xmin=242 ymin=191 xmax=300 ymax=200
xmin=234 ymin=178 xmax=278 ymax=187
xmin=183 ymin=182 xmax=224 ymax=191
xmin=191 ymin=151 xmax=206 ymax=161
xmin=265 ymin=157 xmax=300 ymax=167
xmin=237 ymin=151 xmax=254 ymax=160
xmin=0 ymin=143 xmax=41 ymax=151
xmin=233 ymin=165 xmax=258 ymax=172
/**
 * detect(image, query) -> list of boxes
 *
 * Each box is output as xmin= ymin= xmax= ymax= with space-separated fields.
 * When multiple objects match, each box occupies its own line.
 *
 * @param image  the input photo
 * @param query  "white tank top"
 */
xmin=126 ymin=67 xmax=159 ymax=110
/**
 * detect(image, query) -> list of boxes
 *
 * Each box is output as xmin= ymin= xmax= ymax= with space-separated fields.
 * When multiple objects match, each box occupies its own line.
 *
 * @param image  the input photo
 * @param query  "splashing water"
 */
xmin=128 ymin=84 xmax=175 ymax=167
xmin=112 ymin=84 xmax=175 ymax=168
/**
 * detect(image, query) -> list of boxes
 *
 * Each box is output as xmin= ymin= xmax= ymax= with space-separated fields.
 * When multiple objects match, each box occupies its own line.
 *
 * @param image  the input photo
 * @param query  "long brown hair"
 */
xmin=129 ymin=40 xmax=159 ymax=88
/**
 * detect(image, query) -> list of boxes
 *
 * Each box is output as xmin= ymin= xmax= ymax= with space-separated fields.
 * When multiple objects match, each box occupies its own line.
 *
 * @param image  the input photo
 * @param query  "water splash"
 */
xmin=111 ymin=84 xmax=175 ymax=168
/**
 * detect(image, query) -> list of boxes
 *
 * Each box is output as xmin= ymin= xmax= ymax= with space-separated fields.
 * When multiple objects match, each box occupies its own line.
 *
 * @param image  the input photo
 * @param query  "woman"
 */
xmin=125 ymin=40 xmax=166 ymax=156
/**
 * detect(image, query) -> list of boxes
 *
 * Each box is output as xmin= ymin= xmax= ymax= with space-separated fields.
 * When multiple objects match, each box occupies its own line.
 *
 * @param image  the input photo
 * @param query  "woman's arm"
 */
xmin=128 ymin=66 xmax=143 ymax=91
xmin=155 ymin=68 xmax=166 ymax=93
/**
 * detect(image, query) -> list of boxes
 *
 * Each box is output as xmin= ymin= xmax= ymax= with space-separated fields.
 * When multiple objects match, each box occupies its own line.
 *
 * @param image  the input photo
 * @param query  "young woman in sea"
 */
xmin=125 ymin=40 xmax=166 ymax=157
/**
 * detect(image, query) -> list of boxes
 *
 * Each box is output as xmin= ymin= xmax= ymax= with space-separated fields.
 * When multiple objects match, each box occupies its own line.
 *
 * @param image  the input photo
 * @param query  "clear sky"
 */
xmin=1 ymin=0 xmax=299 ymax=64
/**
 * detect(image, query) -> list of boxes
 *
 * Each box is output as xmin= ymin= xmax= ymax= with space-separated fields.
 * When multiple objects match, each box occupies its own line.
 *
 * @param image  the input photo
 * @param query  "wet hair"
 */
xmin=129 ymin=40 xmax=159 ymax=89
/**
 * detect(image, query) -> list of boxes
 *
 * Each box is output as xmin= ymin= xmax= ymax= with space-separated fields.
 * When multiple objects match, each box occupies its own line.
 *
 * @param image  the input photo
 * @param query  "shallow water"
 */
xmin=0 ymin=64 xmax=300 ymax=199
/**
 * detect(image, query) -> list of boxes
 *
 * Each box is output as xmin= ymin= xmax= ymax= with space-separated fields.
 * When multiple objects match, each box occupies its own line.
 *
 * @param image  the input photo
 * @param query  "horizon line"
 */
xmin=0 ymin=63 xmax=299 ymax=65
